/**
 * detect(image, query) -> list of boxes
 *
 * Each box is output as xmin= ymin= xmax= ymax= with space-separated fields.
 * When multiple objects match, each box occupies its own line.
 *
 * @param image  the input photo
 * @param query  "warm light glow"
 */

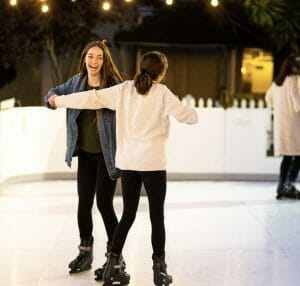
xmin=166 ymin=0 xmax=173 ymax=5
xmin=124 ymin=0 xmax=133 ymax=2
xmin=10 ymin=0 xmax=17 ymax=6
xmin=41 ymin=4 xmax=49 ymax=13
xmin=241 ymin=48 xmax=274 ymax=94
xmin=102 ymin=1 xmax=111 ymax=11
xmin=211 ymin=0 xmax=219 ymax=7
xmin=71 ymin=0 xmax=76 ymax=2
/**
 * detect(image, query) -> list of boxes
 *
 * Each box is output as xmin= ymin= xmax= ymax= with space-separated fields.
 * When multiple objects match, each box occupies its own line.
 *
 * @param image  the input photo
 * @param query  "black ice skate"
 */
xmin=94 ymin=253 xmax=126 ymax=281
xmin=152 ymin=255 xmax=173 ymax=286
xmin=102 ymin=252 xmax=130 ymax=286
xmin=286 ymin=183 xmax=300 ymax=199
xmin=277 ymin=182 xmax=300 ymax=199
xmin=68 ymin=237 xmax=93 ymax=274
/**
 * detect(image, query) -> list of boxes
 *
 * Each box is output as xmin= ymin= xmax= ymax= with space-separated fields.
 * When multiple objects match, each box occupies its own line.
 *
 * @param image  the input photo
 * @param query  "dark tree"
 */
xmin=0 ymin=0 xmax=117 ymax=87
xmin=240 ymin=0 xmax=300 ymax=72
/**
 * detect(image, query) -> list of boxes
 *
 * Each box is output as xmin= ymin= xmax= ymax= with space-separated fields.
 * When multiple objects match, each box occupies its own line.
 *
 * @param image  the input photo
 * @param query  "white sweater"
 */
xmin=265 ymin=76 xmax=300 ymax=155
xmin=55 ymin=80 xmax=198 ymax=171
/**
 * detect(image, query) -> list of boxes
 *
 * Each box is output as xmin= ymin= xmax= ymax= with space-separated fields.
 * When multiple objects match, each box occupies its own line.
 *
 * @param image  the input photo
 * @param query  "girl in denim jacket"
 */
xmin=45 ymin=40 xmax=127 ymax=280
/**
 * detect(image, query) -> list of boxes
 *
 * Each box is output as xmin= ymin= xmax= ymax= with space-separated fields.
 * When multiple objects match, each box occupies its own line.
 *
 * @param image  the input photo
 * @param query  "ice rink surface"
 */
xmin=1 ymin=180 xmax=300 ymax=286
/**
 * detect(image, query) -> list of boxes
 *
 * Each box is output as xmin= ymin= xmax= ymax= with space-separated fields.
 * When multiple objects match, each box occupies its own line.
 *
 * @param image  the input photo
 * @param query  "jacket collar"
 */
xmin=79 ymin=74 xmax=88 ymax=92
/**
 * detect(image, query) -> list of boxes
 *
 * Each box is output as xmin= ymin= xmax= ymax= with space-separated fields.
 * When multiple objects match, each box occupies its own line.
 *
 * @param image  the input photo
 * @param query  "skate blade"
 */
xmin=69 ymin=265 xmax=92 ymax=275
xmin=103 ymin=282 xmax=129 ymax=286
xmin=103 ymin=279 xmax=130 ymax=286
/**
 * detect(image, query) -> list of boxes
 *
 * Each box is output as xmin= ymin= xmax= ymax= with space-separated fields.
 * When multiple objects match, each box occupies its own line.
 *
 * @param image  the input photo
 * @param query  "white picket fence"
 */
xmin=183 ymin=94 xmax=266 ymax=109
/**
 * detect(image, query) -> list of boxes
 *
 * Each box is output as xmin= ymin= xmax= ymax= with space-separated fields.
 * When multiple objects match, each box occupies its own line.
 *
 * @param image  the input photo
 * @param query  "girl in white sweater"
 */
xmin=48 ymin=51 xmax=198 ymax=286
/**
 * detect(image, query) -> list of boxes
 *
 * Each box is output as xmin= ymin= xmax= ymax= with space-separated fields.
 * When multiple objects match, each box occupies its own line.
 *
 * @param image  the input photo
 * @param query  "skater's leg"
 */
xmin=102 ymin=171 xmax=142 ymax=285
xmin=142 ymin=171 xmax=166 ymax=258
xmin=69 ymin=151 xmax=96 ymax=274
xmin=95 ymin=152 xmax=118 ymax=242
xmin=284 ymin=156 xmax=300 ymax=198
xmin=287 ymin=156 xmax=300 ymax=183
xmin=142 ymin=171 xmax=172 ymax=285
xmin=110 ymin=171 xmax=142 ymax=254
xmin=277 ymin=156 xmax=292 ymax=199
xmin=94 ymin=153 xmax=120 ymax=281
xmin=77 ymin=151 xmax=97 ymax=239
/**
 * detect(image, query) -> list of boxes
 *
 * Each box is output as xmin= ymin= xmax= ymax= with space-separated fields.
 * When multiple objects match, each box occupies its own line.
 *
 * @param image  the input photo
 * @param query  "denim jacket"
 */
xmin=44 ymin=74 xmax=120 ymax=180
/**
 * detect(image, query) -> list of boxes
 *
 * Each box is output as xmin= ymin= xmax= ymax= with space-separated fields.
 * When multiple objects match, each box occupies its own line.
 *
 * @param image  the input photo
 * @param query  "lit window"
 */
xmin=241 ymin=48 xmax=273 ymax=94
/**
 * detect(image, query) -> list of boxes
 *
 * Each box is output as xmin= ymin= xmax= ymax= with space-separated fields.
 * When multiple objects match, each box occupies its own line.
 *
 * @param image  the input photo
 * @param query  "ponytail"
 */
xmin=134 ymin=71 xmax=153 ymax=95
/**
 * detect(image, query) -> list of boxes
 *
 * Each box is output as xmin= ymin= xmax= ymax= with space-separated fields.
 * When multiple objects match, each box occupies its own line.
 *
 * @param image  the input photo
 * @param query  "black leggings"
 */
xmin=77 ymin=150 xmax=118 ymax=242
xmin=111 ymin=170 xmax=167 ymax=259
xmin=279 ymin=155 xmax=300 ymax=183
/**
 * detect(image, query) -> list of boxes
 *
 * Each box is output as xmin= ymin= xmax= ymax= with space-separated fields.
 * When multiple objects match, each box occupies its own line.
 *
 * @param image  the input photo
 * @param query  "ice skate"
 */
xmin=94 ymin=253 xmax=126 ymax=281
xmin=102 ymin=252 xmax=130 ymax=286
xmin=152 ymin=255 xmax=173 ymax=286
xmin=277 ymin=182 xmax=300 ymax=199
xmin=68 ymin=237 xmax=93 ymax=274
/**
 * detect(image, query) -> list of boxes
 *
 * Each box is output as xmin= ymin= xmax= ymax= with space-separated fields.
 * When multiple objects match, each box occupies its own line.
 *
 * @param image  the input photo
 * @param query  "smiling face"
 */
xmin=85 ymin=46 xmax=104 ymax=78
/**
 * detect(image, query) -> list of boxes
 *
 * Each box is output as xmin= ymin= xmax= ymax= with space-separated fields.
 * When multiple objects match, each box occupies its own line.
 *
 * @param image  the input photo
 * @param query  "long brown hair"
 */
xmin=78 ymin=40 xmax=123 ymax=87
xmin=274 ymin=55 xmax=299 ymax=86
xmin=134 ymin=51 xmax=168 ymax=95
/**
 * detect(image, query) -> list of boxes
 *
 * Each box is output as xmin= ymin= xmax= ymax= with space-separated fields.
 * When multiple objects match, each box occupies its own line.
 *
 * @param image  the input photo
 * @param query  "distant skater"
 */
xmin=45 ymin=40 xmax=127 ymax=279
xmin=265 ymin=54 xmax=300 ymax=199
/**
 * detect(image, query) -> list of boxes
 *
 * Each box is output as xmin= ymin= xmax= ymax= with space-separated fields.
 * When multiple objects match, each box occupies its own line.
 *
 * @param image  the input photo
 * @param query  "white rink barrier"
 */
xmin=0 ymin=106 xmax=280 ymax=186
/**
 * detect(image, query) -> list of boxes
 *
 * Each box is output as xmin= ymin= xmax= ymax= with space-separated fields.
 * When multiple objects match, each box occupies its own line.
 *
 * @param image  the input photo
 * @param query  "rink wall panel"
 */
xmin=0 ymin=106 xmax=281 ymax=186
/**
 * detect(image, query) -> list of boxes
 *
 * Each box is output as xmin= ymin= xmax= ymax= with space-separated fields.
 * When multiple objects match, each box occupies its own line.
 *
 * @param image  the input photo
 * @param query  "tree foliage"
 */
xmin=0 ymin=0 xmax=138 ymax=86
xmin=242 ymin=0 xmax=285 ymax=27
xmin=0 ymin=0 xmax=98 ymax=85
xmin=240 ymin=0 xmax=300 ymax=55
xmin=0 ymin=1 xmax=44 ymax=68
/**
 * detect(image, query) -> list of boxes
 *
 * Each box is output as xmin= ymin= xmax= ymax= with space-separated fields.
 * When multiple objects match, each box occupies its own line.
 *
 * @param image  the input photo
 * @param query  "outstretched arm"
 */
xmin=49 ymin=84 xmax=121 ymax=110
xmin=53 ymin=89 xmax=104 ymax=109
xmin=44 ymin=76 xmax=75 ymax=109
xmin=164 ymin=89 xmax=198 ymax=124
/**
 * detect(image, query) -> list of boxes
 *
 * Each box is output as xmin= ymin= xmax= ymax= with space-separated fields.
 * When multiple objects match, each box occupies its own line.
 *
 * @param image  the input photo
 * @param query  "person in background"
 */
xmin=45 ymin=40 xmax=128 ymax=281
xmin=265 ymin=54 xmax=300 ymax=199
xmin=48 ymin=50 xmax=198 ymax=286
